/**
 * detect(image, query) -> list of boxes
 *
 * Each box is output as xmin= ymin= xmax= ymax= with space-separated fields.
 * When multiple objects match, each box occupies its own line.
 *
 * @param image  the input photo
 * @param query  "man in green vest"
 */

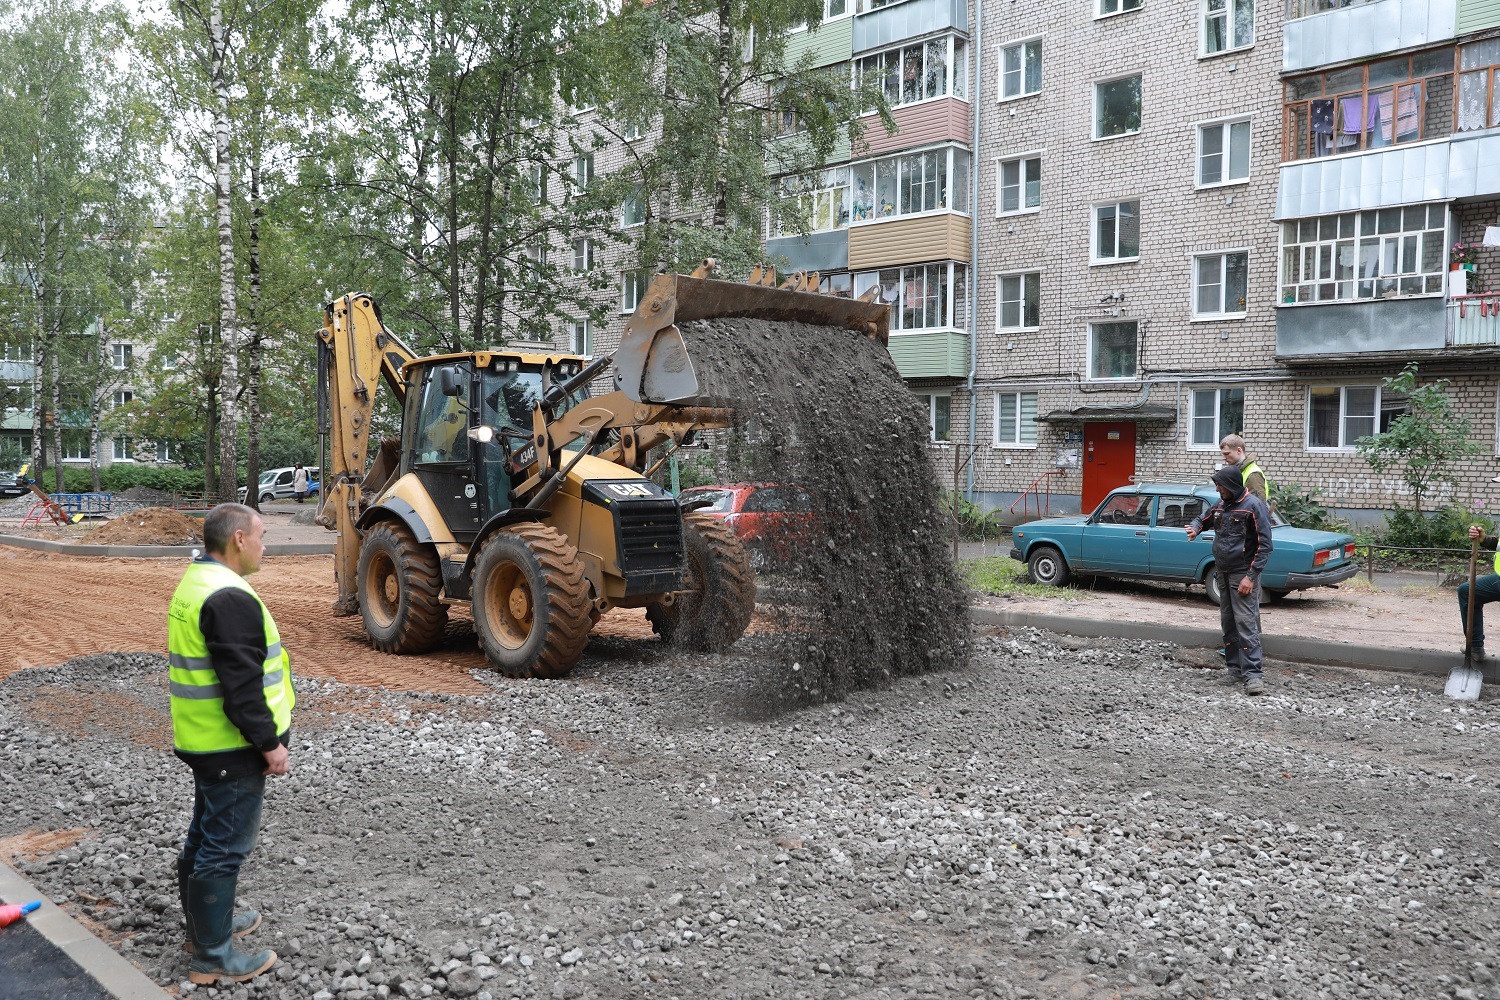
xmin=1219 ymin=434 xmax=1269 ymax=504
xmin=168 ymin=503 xmax=293 ymax=985
xmin=1462 ymin=498 xmax=1500 ymax=661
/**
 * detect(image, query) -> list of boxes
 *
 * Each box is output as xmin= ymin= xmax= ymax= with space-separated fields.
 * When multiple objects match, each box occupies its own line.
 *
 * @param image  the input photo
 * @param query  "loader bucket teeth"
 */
xmin=613 ymin=271 xmax=891 ymax=407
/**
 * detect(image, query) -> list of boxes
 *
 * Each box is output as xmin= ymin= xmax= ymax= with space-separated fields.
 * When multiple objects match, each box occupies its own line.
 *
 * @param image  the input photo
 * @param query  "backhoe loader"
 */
xmin=315 ymin=261 xmax=889 ymax=678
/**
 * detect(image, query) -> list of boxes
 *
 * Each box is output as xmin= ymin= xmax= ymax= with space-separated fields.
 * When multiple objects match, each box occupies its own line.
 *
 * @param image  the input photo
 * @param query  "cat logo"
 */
xmin=605 ymin=483 xmax=655 ymax=498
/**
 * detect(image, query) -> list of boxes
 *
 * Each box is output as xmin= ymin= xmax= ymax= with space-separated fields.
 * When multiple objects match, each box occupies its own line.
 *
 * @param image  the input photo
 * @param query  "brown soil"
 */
xmin=0 ymin=827 xmax=89 ymax=863
xmin=81 ymin=508 xmax=203 ymax=546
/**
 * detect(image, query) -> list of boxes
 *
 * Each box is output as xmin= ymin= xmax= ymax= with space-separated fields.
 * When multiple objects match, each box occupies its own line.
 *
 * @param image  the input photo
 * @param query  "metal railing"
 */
xmin=1354 ymin=542 xmax=1486 ymax=586
xmin=1009 ymin=468 xmax=1065 ymax=523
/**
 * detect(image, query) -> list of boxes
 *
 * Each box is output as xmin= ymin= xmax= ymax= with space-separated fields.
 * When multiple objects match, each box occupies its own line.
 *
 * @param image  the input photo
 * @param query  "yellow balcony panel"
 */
xmin=848 ymin=213 xmax=971 ymax=270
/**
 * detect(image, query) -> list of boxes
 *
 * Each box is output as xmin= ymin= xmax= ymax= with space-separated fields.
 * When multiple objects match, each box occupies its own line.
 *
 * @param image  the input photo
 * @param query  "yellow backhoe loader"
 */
xmin=315 ymin=261 xmax=889 ymax=678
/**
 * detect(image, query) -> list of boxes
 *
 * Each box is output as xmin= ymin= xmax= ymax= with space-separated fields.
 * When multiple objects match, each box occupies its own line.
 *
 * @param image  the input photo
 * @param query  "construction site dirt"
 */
xmin=3 ymin=548 xmax=1500 ymax=999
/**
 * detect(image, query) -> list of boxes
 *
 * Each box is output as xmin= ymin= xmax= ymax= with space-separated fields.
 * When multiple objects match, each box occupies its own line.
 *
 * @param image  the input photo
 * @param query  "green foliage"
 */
xmin=1381 ymin=501 xmax=1498 ymax=553
xmin=1356 ymin=364 xmax=1485 ymax=513
xmin=1268 ymin=481 xmax=1347 ymax=533
xmin=51 ymin=464 xmax=206 ymax=495
xmin=939 ymin=491 xmax=994 ymax=541
xmin=960 ymin=556 xmax=1086 ymax=599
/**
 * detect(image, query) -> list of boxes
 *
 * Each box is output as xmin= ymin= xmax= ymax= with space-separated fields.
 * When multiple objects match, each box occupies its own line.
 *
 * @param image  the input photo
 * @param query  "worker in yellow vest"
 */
xmin=1463 ymin=505 xmax=1500 ymax=661
xmin=167 ymin=503 xmax=292 ymax=985
xmin=1219 ymin=434 xmax=1269 ymax=505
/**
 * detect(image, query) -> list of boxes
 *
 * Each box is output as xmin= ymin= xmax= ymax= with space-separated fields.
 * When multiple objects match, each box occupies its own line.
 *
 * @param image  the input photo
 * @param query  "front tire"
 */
xmin=647 ymin=512 xmax=756 ymax=651
xmin=358 ymin=521 xmax=448 ymax=653
xmin=472 ymin=523 xmax=591 ymax=678
xmin=1026 ymin=545 xmax=1070 ymax=587
xmin=260 ymin=491 xmax=275 ymax=504
xmin=1204 ymin=567 xmax=1224 ymax=606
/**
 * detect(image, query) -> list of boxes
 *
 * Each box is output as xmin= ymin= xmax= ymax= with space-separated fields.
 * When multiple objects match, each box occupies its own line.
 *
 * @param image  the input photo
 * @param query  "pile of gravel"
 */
xmin=4 ymin=633 xmax=1500 ymax=1000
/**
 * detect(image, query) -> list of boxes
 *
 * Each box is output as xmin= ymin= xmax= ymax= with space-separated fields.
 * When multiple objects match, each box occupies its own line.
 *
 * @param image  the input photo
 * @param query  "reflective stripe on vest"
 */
xmin=1494 ymin=547 xmax=1500 ymax=576
xmin=167 ymin=560 xmax=294 ymax=754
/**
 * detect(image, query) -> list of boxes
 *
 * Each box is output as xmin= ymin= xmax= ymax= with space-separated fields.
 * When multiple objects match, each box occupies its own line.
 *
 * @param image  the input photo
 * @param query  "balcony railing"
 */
xmin=1449 ymin=293 xmax=1500 ymax=346
xmin=1286 ymin=0 xmax=1379 ymax=18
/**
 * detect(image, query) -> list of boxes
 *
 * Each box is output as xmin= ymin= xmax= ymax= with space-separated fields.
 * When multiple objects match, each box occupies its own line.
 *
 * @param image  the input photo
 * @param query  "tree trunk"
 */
xmin=204 ymin=386 xmax=217 ymax=498
xmin=211 ymin=0 xmax=240 ymax=503
xmin=30 ymin=286 xmax=45 ymax=481
xmin=48 ymin=342 xmax=62 ymax=494
xmin=88 ymin=411 xmax=100 ymax=493
xmin=712 ymin=0 xmax=733 ymax=230
xmin=446 ymin=96 xmax=462 ymax=349
xmin=245 ymin=160 xmax=264 ymax=513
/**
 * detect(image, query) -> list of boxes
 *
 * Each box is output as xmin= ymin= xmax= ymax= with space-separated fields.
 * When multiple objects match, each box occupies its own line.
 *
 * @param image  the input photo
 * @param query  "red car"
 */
xmin=678 ymin=483 xmax=815 ymax=569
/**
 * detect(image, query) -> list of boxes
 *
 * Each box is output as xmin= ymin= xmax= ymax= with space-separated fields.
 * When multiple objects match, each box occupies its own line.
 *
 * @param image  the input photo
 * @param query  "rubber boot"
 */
xmin=185 ymin=875 xmax=276 ymax=985
xmin=177 ymin=858 xmax=260 ymax=954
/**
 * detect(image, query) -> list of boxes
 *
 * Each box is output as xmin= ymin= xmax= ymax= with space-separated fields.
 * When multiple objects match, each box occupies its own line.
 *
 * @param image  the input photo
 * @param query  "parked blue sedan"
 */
xmin=1008 ymin=482 xmax=1359 ymax=604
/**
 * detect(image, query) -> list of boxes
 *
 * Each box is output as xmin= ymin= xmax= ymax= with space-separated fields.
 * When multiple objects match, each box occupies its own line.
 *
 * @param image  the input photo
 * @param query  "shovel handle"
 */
xmin=1466 ymin=535 xmax=1480 ymax=660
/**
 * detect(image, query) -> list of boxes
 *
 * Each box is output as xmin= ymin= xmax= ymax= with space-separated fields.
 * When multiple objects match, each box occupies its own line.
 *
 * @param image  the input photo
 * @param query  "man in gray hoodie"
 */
xmin=1186 ymin=465 xmax=1275 ymax=695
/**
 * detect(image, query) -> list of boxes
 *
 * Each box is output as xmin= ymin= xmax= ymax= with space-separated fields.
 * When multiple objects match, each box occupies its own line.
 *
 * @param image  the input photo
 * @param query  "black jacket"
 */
xmin=1190 ymin=488 xmax=1274 ymax=581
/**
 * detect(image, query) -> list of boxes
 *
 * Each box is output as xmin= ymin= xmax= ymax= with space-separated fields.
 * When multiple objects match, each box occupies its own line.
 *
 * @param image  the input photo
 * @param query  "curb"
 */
xmin=0 ymin=534 xmax=333 ymax=558
xmin=968 ymin=605 xmax=1499 ymax=682
xmin=0 ymin=860 xmax=172 ymax=999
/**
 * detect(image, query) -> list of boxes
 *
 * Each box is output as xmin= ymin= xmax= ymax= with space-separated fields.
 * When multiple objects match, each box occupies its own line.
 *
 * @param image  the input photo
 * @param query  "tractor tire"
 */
xmin=472 ymin=523 xmax=591 ymax=678
xmin=358 ymin=521 xmax=448 ymax=654
xmin=646 ymin=512 xmax=756 ymax=651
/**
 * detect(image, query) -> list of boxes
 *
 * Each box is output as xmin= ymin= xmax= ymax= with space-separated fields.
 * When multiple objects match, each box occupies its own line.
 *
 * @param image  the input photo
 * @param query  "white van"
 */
xmin=237 ymin=466 xmax=319 ymax=503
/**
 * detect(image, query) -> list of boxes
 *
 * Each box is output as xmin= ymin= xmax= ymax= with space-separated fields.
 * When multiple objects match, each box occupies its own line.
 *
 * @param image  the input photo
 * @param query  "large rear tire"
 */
xmin=647 ymin=512 xmax=756 ymax=651
xmin=472 ymin=523 xmax=591 ymax=678
xmin=358 ymin=521 xmax=448 ymax=653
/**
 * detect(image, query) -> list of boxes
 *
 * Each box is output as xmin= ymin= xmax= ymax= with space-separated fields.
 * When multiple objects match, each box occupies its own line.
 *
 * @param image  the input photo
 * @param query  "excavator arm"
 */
xmin=315 ymin=293 xmax=417 ymax=614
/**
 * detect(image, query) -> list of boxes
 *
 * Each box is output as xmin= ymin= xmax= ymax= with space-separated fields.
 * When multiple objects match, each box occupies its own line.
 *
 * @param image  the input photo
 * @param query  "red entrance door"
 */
xmin=1081 ymin=422 xmax=1137 ymax=513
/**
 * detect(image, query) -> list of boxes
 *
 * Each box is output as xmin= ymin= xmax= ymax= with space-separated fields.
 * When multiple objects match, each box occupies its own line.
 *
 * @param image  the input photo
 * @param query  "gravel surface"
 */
xmin=3 ymin=631 xmax=1500 ymax=1000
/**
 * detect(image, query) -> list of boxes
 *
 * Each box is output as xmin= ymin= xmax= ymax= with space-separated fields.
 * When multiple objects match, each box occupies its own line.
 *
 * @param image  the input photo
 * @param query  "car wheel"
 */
xmin=1026 ymin=546 xmax=1070 ymax=587
xmin=259 ymin=491 xmax=275 ymax=504
xmin=1203 ymin=567 xmax=1223 ymax=606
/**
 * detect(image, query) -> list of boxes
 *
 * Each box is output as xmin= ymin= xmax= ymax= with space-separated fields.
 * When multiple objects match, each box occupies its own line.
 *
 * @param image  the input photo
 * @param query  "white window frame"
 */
xmin=1195 ymin=116 xmax=1252 ymax=189
xmin=621 ymin=270 xmax=649 ymax=313
xmin=522 ymin=242 xmax=547 ymax=269
xmin=848 ymin=144 xmax=971 ymax=225
xmin=997 ymin=36 xmax=1042 ymax=102
xmin=113 ymin=390 xmax=133 ymax=408
xmin=914 ymin=392 xmax=952 ymax=443
xmin=855 ymin=35 xmax=969 ymax=112
xmin=1187 ymin=385 xmax=1245 ymax=450
xmin=777 ymin=167 xmax=851 ymax=236
xmin=1279 ymin=206 xmax=1448 ymax=306
xmin=568 ymin=318 xmax=593 ymax=357
xmin=1201 ymin=0 xmax=1254 ymax=58
xmin=1091 ymin=199 xmax=1140 ymax=265
xmin=1096 ymin=0 xmax=1142 ymax=18
xmin=1191 ymin=249 xmax=1250 ymax=320
xmin=571 ymin=238 xmax=593 ymax=273
xmin=112 ymin=437 xmax=134 ymax=463
xmin=993 ymin=390 xmax=1040 ymax=448
xmin=156 ymin=438 xmax=173 ymax=463
xmin=111 ymin=343 xmax=133 ymax=369
xmin=572 ymin=153 xmax=594 ymax=186
xmin=622 ymin=122 xmax=643 ymax=142
xmin=995 ymin=152 xmax=1042 ymax=216
xmin=63 ymin=436 xmax=89 ymax=461
xmin=1092 ymin=72 xmax=1143 ymax=141
xmin=1086 ymin=320 xmax=1140 ymax=381
xmin=854 ymin=263 xmax=967 ymax=332
xmin=1305 ymin=384 xmax=1381 ymax=452
xmin=621 ymin=188 xmax=645 ymax=228
xmin=996 ymin=270 xmax=1041 ymax=332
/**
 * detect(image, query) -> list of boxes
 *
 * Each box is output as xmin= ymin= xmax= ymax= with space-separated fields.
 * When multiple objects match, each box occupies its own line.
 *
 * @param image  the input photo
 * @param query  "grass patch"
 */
xmin=961 ymin=556 xmax=1084 ymax=599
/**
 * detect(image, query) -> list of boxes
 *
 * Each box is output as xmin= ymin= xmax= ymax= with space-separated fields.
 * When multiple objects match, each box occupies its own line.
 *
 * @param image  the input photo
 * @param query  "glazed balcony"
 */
xmin=1283 ymin=0 xmax=1455 ymax=74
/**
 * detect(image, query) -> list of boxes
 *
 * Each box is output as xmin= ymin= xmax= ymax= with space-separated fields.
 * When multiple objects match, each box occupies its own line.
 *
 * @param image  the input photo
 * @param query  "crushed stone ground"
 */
xmin=3 ymin=629 xmax=1499 ymax=1000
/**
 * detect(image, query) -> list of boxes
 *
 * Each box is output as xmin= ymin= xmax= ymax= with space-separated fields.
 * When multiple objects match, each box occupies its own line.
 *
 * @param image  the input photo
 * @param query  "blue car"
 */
xmin=1008 ymin=481 xmax=1359 ymax=605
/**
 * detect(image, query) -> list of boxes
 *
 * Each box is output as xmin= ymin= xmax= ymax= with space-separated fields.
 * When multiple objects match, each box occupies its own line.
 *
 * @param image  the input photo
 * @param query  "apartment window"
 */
xmin=822 ymin=0 xmax=847 ymax=18
xmin=778 ymin=167 xmax=851 ymax=235
xmin=855 ymin=263 xmax=967 ymax=331
xmin=819 ymin=273 xmax=853 ymax=297
xmin=1198 ymin=119 xmax=1250 ymax=186
xmin=571 ymin=238 xmax=593 ymax=273
xmin=111 ymin=343 xmax=133 ymax=369
xmin=850 ymin=146 xmax=970 ymax=223
xmin=999 ymin=39 xmax=1042 ymax=100
xmin=997 ymin=272 xmax=1040 ymax=330
xmin=527 ymin=165 xmax=547 ymax=205
xmin=915 ymin=393 xmax=951 ymax=442
xmin=1089 ymin=321 xmax=1138 ymax=380
xmin=113 ymin=390 xmax=133 ymax=408
xmin=1194 ymin=252 xmax=1249 ymax=317
xmin=1283 ymin=49 xmax=1453 ymax=161
xmin=1094 ymin=74 xmax=1142 ymax=138
xmin=621 ymin=188 xmax=645 ymax=227
xmin=1189 ymin=386 xmax=1245 ymax=448
xmin=522 ymin=242 xmax=547 ymax=271
xmin=161 ymin=352 xmax=179 ymax=371
xmin=63 ymin=434 xmax=88 ymax=461
xmin=1307 ymin=385 xmax=1379 ymax=450
xmin=994 ymin=391 xmax=1039 ymax=447
xmin=622 ymin=122 xmax=643 ymax=142
xmin=112 ymin=437 xmax=133 ymax=462
xmin=997 ymin=155 xmax=1041 ymax=214
xmin=1203 ymin=0 xmax=1253 ymax=55
xmin=1458 ymin=39 xmax=1500 ymax=132
xmin=621 ymin=270 xmax=650 ymax=312
xmin=1093 ymin=200 xmax=1140 ymax=263
xmin=1279 ymin=205 xmax=1446 ymax=304
xmin=857 ymin=36 xmax=968 ymax=110
xmin=156 ymin=439 xmax=173 ymax=463
xmin=568 ymin=318 xmax=593 ymax=356
xmin=1099 ymin=0 xmax=1142 ymax=15
xmin=572 ymin=154 xmax=594 ymax=186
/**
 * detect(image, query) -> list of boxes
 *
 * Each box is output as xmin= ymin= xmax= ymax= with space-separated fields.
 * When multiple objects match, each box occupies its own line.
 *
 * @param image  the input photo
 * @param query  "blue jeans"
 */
xmin=1458 ymin=573 xmax=1500 ymax=646
xmin=179 ymin=769 xmax=266 ymax=880
xmin=1220 ymin=572 xmax=1263 ymax=680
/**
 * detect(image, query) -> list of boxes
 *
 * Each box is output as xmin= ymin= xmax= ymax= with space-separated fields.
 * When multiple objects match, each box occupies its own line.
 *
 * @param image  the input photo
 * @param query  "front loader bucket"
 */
xmin=613 ymin=264 xmax=890 ymax=406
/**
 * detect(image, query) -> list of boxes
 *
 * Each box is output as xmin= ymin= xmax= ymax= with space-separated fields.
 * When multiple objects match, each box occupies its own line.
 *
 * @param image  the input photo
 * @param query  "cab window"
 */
xmin=412 ymin=363 xmax=471 ymax=464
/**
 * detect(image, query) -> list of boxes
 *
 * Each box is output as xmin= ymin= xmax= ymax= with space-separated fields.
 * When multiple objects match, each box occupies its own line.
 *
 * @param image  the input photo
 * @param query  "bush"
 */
xmin=1384 ymin=502 xmax=1498 ymax=553
xmin=51 ymin=465 xmax=207 ymax=496
xmin=939 ymin=491 xmax=993 ymax=541
xmin=1269 ymin=481 xmax=1347 ymax=533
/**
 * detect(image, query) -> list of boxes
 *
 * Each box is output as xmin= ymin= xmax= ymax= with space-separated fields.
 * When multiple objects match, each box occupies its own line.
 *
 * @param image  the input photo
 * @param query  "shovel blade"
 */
xmin=1445 ymin=664 xmax=1483 ymax=701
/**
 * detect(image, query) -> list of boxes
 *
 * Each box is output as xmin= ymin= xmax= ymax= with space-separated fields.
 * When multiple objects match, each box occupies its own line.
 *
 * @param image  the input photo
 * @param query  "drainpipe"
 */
xmin=964 ymin=0 xmax=983 ymax=501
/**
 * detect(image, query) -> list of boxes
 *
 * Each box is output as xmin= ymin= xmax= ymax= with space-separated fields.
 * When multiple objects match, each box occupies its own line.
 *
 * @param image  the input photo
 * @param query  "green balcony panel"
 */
xmin=784 ymin=18 xmax=853 ymax=69
xmin=1459 ymin=0 xmax=1500 ymax=32
xmin=887 ymin=330 xmax=968 ymax=380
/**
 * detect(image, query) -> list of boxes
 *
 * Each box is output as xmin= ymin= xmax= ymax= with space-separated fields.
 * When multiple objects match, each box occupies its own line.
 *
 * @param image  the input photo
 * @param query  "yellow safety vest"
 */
xmin=167 ymin=560 xmax=293 ymax=754
xmin=1242 ymin=460 xmax=1270 ymax=496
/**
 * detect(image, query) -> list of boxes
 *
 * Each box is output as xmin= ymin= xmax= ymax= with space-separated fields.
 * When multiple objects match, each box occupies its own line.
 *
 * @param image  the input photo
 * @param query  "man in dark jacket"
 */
xmin=1186 ymin=466 xmax=1275 ymax=695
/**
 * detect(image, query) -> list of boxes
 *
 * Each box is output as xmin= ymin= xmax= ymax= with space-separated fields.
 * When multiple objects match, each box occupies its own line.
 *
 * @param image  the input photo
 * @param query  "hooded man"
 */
xmin=1186 ymin=465 xmax=1274 ymax=695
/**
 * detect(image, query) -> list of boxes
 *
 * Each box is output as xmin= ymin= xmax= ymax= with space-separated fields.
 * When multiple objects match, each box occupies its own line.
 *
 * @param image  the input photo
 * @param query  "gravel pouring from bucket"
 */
xmin=1446 ymin=536 xmax=1484 ymax=701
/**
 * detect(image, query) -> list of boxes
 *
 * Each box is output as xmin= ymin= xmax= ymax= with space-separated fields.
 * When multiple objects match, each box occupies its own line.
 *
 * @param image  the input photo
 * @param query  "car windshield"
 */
xmin=682 ymin=489 xmax=734 ymax=512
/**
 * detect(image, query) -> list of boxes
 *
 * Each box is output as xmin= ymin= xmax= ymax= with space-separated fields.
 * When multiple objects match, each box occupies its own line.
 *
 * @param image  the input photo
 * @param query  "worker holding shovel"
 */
xmin=1460 ymin=517 xmax=1500 ymax=665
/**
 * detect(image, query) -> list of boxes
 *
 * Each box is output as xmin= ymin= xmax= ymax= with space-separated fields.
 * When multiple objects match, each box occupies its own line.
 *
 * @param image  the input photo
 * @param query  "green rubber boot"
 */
xmin=185 ymin=875 xmax=276 ymax=985
xmin=176 ymin=858 xmax=260 ymax=954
